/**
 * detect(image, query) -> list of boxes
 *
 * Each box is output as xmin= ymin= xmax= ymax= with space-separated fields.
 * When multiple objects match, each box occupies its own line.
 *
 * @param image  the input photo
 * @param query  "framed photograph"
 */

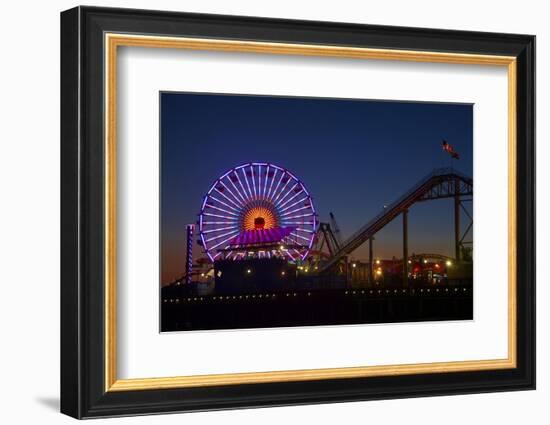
xmin=60 ymin=6 xmax=535 ymax=419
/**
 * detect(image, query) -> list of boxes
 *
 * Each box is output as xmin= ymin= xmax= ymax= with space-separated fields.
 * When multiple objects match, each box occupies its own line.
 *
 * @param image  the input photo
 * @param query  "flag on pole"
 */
xmin=442 ymin=139 xmax=460 ymax=159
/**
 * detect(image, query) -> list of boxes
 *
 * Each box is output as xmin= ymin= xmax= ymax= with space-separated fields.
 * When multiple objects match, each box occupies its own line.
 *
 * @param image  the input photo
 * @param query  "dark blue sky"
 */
xmin=161 ymin=92 xmax=472 ymax=283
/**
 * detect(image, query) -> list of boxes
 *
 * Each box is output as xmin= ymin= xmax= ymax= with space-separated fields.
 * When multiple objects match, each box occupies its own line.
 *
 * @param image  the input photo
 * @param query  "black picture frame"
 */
xmin=61 ymin=6 xmax=535 ymax=419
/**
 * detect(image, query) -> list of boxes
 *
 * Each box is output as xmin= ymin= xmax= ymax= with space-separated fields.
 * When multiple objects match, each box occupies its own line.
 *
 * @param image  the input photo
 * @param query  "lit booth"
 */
xmin=213 ymin=225 xmax=301 ymax=294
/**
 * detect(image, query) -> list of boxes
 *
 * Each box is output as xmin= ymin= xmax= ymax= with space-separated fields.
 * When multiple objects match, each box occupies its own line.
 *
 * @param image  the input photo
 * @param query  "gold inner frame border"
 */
xmin=104 ymin=33 xmax=517 ymax=392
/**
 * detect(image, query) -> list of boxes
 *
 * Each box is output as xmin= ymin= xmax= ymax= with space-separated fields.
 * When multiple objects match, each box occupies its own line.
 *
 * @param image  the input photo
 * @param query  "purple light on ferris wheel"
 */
xmin=269 ymin=171 xmax=284 ymax=201
xmin=215 ymin=184 xmax=242 ymax=209
xmin=250 ymin=164 xmax=257 ymax=199
xmin=278 ymin=185 xmax=301 ymax=208
xmin=198 ymin=162 xmax=318 ymax=263
xmin=263 ymin=165 xmax=270 ymax=197
xmin=266 ymin=168 xmax=278 ymax=199
xmin=279 ymin=196 xmax=307 ymax=213
xmin=240 ymin=167 xmax=253 ymax=200
xmin=233 ymin=171 xmax=250 ymax=203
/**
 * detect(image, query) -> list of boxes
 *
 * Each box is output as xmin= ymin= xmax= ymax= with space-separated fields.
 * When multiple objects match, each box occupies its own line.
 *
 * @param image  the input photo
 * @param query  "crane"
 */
xmin=329 ymin=212 xmax=342 ymax=247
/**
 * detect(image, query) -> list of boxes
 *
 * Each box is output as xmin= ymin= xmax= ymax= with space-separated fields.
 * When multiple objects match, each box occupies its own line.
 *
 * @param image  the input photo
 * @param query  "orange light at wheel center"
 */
xmin=243 ymin=207 xmax=276 ymax=231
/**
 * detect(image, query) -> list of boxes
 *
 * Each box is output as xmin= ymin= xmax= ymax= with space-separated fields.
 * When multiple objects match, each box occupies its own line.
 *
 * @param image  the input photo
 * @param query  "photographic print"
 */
xmin=61 ymin=8 xmax=535 ymax=417
xmin=160 ymin=93 xmax=473 ymax=332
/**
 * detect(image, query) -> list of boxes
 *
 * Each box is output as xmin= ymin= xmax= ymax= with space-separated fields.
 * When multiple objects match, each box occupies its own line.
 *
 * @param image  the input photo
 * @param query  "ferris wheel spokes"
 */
xmin=198 ymin=162 xmax=317 ymax=262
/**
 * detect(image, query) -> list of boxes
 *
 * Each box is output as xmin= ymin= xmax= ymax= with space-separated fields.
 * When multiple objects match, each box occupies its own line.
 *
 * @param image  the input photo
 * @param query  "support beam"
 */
xmin=369 ymin=237 xmax=373 ymax=284
xmin=454 ymin=178 xmax=461 ymax=261
xmin=185 ymin=224 xmax=194 ymax=284
xmin=402 ymin=210 xmax=408 ymax=286
xmin=343 ymin=256 xmax=348 ymax=283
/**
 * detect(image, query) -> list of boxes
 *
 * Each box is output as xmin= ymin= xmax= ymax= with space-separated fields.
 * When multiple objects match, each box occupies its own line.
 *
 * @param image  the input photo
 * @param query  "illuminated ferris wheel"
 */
xmin=198 ymin=162 xmax=318 ymax=262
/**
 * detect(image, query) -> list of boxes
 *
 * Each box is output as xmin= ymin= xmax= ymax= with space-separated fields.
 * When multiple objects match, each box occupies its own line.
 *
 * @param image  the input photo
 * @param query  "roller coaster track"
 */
xmin=319 ymin=168 xmax=473 ymax=272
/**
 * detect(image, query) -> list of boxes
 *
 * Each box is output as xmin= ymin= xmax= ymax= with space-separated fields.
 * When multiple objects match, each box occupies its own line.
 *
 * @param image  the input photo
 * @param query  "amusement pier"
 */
xmin=162 ymin=163 xmax=473 ymax=331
